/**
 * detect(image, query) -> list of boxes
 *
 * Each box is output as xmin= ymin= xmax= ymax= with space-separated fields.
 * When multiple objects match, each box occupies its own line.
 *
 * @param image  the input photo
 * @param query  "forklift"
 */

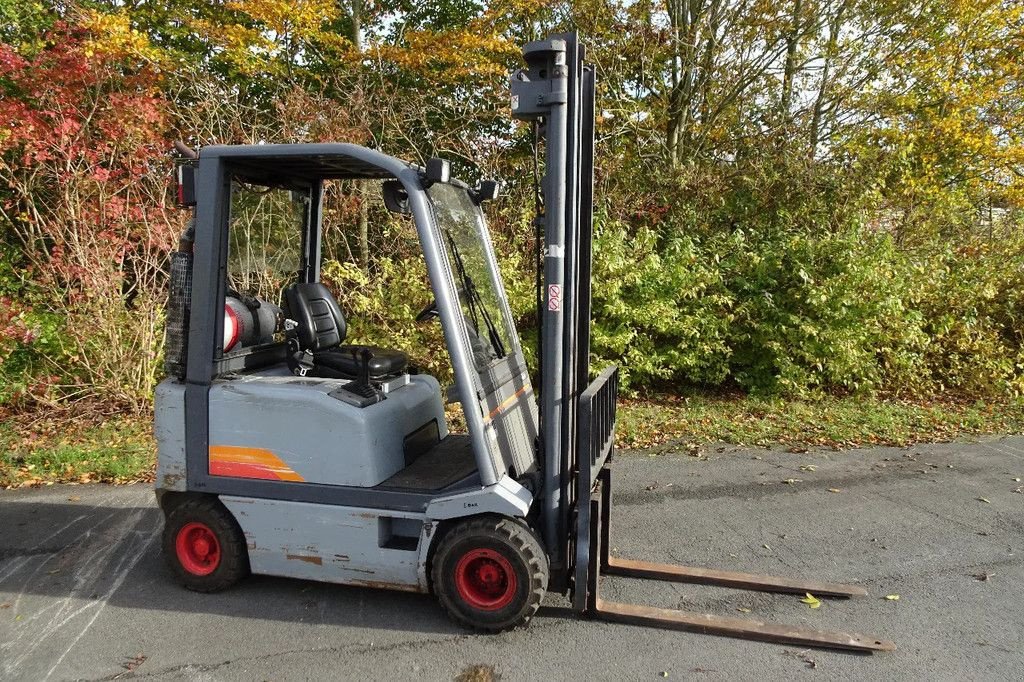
xmin=156 ymin=33 xmax=894 ymax=652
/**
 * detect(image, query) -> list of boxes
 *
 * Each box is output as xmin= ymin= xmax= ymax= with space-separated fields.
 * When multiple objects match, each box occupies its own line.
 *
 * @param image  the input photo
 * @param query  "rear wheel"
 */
xmin=162 ymin=497 xmax=249 ymax=592
xmin=432 ymin=516 xmax=548 ymax=632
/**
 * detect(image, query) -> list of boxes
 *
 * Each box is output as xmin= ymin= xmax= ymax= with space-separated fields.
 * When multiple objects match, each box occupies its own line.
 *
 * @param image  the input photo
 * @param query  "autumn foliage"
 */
xmin=0 ymin=22 xmax=177 ymax=408
xmin=1 ymin=1 xmax=1023 ymax=412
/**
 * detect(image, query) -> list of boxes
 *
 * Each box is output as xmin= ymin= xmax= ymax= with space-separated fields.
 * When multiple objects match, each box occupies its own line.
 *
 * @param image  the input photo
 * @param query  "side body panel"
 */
xmin=155 ymin=379 xmax=187 ymax=491
xmin=208 ymin=374 xmax=446 ymax=487
xmin=221 ymin=496 xmax=425 ymax=591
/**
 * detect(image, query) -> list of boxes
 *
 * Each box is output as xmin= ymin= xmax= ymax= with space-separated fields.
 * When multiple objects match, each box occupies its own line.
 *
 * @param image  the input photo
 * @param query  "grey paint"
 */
xmin=208 ymin=373 xmax=446 ymax=488
xmin=179 ymin=143 xmax=508 ymax=499
xmin=184 ymin=154 xmax=226 ymax=492
xmin=512 ymin=38 xmax=571 ymax=560
xmin=424 ymin=475 xmax=532 ymax=520
xmin=154 ymin=379 xmax=187 ymax=492
xmin=479 ymin=355 xmax=538 ymax=479
xmin=221 ymin=496 xmax=426 ymax=591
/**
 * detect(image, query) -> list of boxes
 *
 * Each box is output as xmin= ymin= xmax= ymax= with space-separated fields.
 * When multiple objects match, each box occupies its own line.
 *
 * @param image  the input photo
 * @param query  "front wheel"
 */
xmin=431 ymin=516 xmax=548 ymax=632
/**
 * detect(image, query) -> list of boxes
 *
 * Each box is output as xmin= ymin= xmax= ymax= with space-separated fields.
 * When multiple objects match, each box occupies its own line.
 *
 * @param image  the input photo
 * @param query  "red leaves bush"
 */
xmin=0 ymin=23 xmax=179 ymax=409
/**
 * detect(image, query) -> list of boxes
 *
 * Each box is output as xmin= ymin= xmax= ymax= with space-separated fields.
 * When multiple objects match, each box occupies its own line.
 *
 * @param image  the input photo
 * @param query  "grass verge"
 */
xmin=2 ymin=395 xmax=1023 ymax=487
xmin=617 ymin=393 xmax=1024 ymax=450
xmin=0 ymin=412 xmax=153 ymax=489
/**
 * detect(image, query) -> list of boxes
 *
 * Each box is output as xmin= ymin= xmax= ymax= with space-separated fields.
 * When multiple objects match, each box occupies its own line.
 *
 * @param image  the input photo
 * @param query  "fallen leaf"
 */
xmin=0 ymin=603 xmax=9 ymax=609
xmin=977 ymin=497 xmax=991 ymax=504
xmin=972 ymin=572 xmax=994 ymax=582
xmin=799 ymin=464 xmax=817 ymax=472
xmin=783 ymin=478 xmax=802 ymax=485
xmin=884 ymin=594 xmax=900 ymax=601
xmin=737 ymin=607 xmax=752 ymax=613
xmin=827 ymin=488 xmax=841 ymax=493
xmin=800 ymin=593 xmax=821 ymax=609
xmin=455 ymin=664 xmax=497 ymax=682
xmin=67 ymin=496 xmax=80 ymax=502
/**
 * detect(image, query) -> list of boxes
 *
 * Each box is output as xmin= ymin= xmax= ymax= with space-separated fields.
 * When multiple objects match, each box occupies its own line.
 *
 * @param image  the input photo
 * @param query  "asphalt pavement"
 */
xmin=2 ymin=437 xmax=1023 ymax=681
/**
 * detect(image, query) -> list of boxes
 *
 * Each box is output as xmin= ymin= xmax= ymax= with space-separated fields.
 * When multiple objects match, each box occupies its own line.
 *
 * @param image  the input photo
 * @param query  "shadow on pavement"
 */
xmin=0 ymin=493 xmax=461 ymax=637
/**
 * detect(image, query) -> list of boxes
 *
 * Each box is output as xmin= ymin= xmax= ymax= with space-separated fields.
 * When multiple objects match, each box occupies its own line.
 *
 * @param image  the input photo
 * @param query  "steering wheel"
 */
xmin=415 ymin=300 xmax=440 ymax=322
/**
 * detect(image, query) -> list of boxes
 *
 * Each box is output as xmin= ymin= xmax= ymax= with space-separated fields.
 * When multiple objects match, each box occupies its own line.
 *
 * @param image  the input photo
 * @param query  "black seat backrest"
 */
xmin=283 ymin=282 xmax=347 ymax=352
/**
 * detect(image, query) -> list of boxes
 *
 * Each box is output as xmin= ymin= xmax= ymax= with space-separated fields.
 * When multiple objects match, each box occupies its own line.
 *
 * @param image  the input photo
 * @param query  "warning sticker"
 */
xmin=547 ymin=284 xmax=562 ymax=312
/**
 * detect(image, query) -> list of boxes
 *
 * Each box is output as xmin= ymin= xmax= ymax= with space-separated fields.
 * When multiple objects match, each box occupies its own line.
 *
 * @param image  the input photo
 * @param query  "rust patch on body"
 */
xmin=286 ymin=554 xmax=323 ymax=566
xmin=159 ymin=474 xmax=183 ymax=488
xmin=350 ymin=579 xmax=422 ymax=593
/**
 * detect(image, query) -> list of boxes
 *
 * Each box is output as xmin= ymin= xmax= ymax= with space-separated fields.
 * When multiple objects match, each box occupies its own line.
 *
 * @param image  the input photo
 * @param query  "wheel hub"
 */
xmin=454 ymin=548 xmax=517 ymax=611
xmin=176 ymin=522 xmax=222 ymax=576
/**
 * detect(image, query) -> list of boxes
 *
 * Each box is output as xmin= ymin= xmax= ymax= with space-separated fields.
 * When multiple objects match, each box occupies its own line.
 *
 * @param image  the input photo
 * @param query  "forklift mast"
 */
xmin=509 ymin=35 xmax=892 ymax=652
xmin=511 ymin=35 xmax=611 ymax=588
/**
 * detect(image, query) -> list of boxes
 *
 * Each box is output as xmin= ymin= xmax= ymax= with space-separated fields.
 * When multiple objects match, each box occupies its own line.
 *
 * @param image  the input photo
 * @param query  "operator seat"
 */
xmin=283 ymin=282 xmax=408 ymax=380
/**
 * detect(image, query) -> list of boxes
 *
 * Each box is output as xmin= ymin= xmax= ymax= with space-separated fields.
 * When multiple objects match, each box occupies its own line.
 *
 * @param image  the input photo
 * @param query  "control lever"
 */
xmin=357 ymin=347 xmax=372 ymax=387
xmin=343 ymin=347 xmax=382 ymax=403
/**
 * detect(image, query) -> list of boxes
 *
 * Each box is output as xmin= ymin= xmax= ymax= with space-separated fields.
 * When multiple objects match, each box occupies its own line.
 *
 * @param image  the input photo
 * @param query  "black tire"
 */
xmin=431 ymin=515 xmax=548 ymax=632
xmin=162 ymin=497 xmax=250 ymax=592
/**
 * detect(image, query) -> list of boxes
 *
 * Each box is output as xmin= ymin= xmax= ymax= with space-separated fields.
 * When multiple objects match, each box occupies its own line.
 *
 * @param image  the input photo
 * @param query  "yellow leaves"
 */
xmin=800 ymin=593 xmax=821 ymax=609
xmin=374 ymin=29 xmax=517 ymax=82
xmin=225 ymin=0 xmax=340 ymax=37
xmin=190 ymin=0 xmax=344 ymax=76
xmin=884 ymin=594 xmax=900 ymax=601
xmin=80 ymin=10 xmax=163 ymax=64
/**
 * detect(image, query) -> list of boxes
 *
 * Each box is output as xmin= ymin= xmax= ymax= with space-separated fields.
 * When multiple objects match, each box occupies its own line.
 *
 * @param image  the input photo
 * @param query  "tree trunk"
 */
xmin=665 ymin=0 xmax=703 ymax=167
xmin=781 ymin=0 xmax=804 ymax=121
xmin=809 ymin=0 xmax=848 ymax=156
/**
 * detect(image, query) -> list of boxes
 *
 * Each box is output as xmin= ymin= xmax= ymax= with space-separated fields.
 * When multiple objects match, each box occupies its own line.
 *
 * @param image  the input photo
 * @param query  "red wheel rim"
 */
xmin=454 ymin=548 xmax=517 ymax=611
xmin=175 ymin=522 xmax=221 ymax=576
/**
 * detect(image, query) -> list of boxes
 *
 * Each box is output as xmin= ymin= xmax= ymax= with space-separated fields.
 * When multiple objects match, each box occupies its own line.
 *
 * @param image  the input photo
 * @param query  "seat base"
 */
xmin=312 ymin=345 xmax=408 ymax=380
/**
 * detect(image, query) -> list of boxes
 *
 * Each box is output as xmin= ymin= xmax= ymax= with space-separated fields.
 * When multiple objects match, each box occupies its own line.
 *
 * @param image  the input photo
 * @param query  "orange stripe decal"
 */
xmin=484 ymin=385 xmax=531 ymax=422
xmin=209 ymin=445 xmax=305 ymax=482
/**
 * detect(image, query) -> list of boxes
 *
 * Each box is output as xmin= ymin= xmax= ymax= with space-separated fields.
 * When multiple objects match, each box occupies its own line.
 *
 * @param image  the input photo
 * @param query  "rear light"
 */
xmin=174 ymin=164 xmax=196 ymax=207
